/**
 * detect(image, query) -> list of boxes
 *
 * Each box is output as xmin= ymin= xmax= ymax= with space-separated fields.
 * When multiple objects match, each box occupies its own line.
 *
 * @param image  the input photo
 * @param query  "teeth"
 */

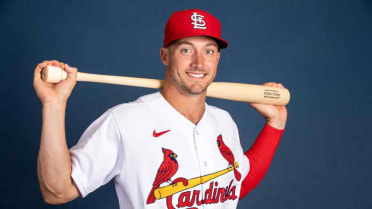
xmin=188 ymin=73 xmax=205 ymax=78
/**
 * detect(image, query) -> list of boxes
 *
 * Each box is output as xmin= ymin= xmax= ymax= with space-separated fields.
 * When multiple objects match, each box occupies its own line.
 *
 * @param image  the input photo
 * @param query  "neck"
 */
xmin=161 ymin=79 xmax=206 ymax=125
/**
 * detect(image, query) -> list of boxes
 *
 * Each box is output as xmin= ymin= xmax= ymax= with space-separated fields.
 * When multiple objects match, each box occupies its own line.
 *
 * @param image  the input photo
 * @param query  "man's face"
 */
xmin=161 ymin=36 xmax=220 ymax=95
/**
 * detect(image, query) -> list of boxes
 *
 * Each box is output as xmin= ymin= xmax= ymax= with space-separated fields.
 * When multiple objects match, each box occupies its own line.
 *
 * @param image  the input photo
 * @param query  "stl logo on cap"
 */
xmin=191 ymin=12 xmax=206 ymax=29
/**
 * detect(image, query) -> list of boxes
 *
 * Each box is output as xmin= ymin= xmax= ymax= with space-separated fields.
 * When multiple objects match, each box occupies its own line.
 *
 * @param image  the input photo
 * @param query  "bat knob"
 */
xmin=41 ymin=65 xmax=67 ymax=83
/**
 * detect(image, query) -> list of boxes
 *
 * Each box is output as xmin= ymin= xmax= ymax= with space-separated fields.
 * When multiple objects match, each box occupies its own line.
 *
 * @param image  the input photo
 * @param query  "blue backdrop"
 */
xmin=1 ymin=0 xmax=371 ymax=208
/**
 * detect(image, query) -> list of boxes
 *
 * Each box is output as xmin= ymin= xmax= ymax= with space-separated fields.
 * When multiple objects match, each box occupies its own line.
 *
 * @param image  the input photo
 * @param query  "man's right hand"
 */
xmin=33 ymin=60 xmax=78 ymax=105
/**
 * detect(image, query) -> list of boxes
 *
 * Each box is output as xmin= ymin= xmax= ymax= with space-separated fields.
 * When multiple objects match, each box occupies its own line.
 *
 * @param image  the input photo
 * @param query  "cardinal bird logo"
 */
xmin=146 ymin=148 xmax=179 ymax=204
xmin=217 ymin=134 xmax=241 ymax=181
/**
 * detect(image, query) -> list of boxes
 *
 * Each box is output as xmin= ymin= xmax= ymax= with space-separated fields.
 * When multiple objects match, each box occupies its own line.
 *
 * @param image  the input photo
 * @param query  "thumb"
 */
xmin=59 ymin=64 xmax=77 ymax=94
xmin=64 ymin=64 xmax=78 ymax=83
xmin=249 ymin=102 xmax=263 ymax=109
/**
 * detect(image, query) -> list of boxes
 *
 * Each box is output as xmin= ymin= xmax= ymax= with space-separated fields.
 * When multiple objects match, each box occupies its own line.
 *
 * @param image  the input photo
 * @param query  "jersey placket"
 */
xmin=191 ymin=124 xmax=206 ymax=209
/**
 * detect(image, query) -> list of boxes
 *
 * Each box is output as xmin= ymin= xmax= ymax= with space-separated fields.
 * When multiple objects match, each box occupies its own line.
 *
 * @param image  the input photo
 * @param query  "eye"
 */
xmin=181 ymin=48 xmax=192 ymax=54
xmin=205 ymin=49 xmax=215 ymax=55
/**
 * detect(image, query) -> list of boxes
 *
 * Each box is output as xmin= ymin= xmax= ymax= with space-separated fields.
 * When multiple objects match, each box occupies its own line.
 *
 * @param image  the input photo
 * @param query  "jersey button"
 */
xmin=196 ymin=130 xmax=200 ymax=135
xmin=204 ymin=161 xmax=208 ymax=166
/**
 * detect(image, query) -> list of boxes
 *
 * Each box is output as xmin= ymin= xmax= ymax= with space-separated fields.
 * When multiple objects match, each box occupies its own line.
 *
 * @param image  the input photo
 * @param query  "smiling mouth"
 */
xmin=186 ymin=72 xmax=206 ymax=79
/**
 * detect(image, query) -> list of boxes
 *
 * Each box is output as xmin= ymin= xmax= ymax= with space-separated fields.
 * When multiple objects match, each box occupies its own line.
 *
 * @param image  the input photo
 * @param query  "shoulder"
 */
xmin=207 ymin=104 xmax=236 ymax=124
xmin=104 ymin=92 xmax=162 ymax=118
xmin=206 ymin=104 xmax=239 ymax=138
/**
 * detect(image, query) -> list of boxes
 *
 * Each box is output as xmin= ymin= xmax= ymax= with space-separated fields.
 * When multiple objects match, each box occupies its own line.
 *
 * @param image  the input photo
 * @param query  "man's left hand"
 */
xmin=249 ymin=82 xmax=288 ymax=130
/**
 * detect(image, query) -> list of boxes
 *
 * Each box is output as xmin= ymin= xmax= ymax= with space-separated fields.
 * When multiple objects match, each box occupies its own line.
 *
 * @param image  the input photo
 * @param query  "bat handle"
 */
xmin=41 ymin=65 xmax=68 ymax=83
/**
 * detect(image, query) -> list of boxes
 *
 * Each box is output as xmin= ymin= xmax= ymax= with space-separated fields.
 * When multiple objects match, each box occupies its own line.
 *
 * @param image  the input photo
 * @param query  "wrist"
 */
xmin=266 ymin=118 xmax=286 ymax=130
xmin=42 ymin=101 xmax=67 ymax=111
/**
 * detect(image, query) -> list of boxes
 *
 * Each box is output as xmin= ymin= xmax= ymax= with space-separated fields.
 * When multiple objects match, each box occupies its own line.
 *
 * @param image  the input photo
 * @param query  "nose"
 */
xmin=191 ymin=50 xmax=204 ymax=69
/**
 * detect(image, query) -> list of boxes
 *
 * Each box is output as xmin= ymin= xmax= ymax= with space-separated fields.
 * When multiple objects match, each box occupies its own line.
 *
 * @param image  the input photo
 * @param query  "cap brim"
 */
xmin=209 ymin=36 xmax=228 ymax=49
xmin=165 ymin=34 xmax=229 ymax=49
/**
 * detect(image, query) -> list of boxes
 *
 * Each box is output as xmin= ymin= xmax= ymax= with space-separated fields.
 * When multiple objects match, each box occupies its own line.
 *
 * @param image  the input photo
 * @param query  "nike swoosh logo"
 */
xmin=153 ymin=129 xmax=171 ymax=137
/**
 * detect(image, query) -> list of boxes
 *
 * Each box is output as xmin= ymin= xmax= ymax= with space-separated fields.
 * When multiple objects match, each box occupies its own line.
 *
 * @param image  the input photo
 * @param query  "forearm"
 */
xmin=37 ymin=103 xmax=75 ymax=202
xmin=239 ymin=123 xmax=284 ymax=199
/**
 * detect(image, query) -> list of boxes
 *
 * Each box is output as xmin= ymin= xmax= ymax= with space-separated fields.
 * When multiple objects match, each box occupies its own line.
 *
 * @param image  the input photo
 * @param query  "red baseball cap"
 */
xmin=163 ymin=9 xmax=228 ymax=49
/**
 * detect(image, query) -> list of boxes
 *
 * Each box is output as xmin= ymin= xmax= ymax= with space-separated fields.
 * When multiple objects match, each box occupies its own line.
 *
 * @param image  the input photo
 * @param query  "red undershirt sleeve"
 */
xmin=239 ymin=123 xmax=284 ymax=199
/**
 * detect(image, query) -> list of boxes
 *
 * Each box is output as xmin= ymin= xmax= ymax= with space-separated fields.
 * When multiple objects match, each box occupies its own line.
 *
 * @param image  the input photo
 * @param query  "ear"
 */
xmin=160 ymin=48 xmax=169 ymax=66
xmin=216 ymin=51 xmax=221 ymax=63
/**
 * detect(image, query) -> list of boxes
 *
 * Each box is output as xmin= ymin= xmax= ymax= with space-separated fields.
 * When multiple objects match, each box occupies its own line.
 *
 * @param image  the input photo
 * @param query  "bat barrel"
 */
xmin=207 ymin=82 xmax=290 ymax=105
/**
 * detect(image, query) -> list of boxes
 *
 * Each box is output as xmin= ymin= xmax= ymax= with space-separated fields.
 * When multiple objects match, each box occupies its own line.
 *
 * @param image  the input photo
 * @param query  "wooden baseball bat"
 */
xmin=41 ymin=65 xmax=290 ymax=105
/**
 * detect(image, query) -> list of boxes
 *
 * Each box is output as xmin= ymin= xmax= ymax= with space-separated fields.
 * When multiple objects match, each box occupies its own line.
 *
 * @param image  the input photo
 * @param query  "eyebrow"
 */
xmin=175 ymin=41 xmax=218 ymax=48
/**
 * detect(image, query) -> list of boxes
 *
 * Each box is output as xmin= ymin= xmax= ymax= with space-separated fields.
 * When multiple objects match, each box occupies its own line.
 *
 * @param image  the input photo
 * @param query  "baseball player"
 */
xmin=33 ymin=9 xmax=287 ymax=209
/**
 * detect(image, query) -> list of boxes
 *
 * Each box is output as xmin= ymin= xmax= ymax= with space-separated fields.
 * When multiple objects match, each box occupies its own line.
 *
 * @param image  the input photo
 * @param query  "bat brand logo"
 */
xmin=191 ymin=12 xmax=207 ymax=29
xmin=153 ymin=129 xmax=171 ymax=137
xmin=146 ymin=134 xmax=240 ymax=208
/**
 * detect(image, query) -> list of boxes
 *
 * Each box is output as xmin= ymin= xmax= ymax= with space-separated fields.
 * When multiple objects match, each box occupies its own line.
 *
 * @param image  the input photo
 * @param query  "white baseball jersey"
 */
xmin=70 ymin=92 xmax=250 ymax=209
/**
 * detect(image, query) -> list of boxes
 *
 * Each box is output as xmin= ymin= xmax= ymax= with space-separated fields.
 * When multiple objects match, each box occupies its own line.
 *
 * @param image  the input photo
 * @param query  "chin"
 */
xmin=182 ymin=84 xmax=208 ymax=95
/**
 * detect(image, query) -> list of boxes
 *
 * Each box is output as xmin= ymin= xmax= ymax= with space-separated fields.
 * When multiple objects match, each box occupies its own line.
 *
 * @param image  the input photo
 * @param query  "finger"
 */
xmin=34 ymin=61 xmax=48 ymax=81
xmin=263 ymin=82 xmax=275 ymax=87
xmin=248 ymin=102 xmax=259 ymax=108
xmin=34 ymin=61 xmax=48 ymax=74
xmin=65 ymin=64 xmax=78 ymax=80
xmin=263 ymin=82 xmax=285 ymax=88
xmin=65 ymin=64 xmax=77 ymax=74
xmin=58 ymin=61 xmax=65 ymax=70
xmin=62 ymin=64 xmax=77 ymax=91
xmin=46 ymin=60 xmax=53 ymax=66
xmin=65 ymin=64 xmax=71 ymax=73
xmin=52 ymin=60 xmax=59 ymax=67
xmin=274 ymin=83 xmax=283 ymax=88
